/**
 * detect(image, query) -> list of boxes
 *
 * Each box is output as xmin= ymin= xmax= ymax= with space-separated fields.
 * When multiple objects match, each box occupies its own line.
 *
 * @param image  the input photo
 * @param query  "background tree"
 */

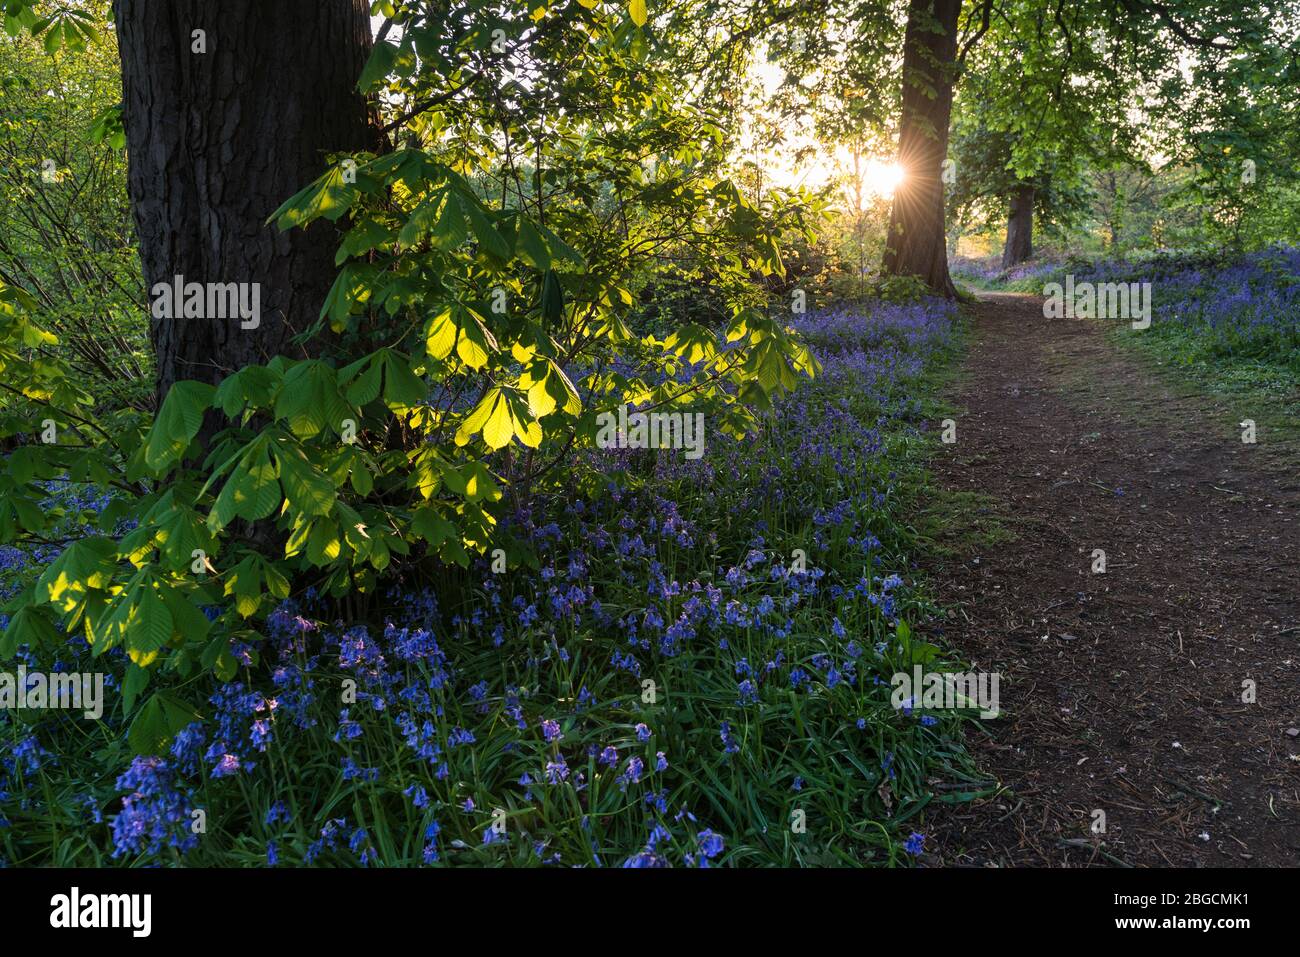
xmin=946 ymin=119 xmax=1092 ymax=267
xmin=1154 ymin=20 xmax=1300 ymax=249
xmin=880 ymin=0 xmax=962 ymax=296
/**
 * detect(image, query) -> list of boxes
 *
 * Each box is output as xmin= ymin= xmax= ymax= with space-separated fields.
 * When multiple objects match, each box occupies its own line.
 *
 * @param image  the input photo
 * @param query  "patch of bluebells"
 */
xmin=1 ymin=295 xmax=965 ymax=867
xmin=959 ymin=246 xmax=1300 ymax=369
xmin=110 ymin=757 xmax=198 ymax=859
xmin=1077 ymin=246 xmax=1300 ymax=365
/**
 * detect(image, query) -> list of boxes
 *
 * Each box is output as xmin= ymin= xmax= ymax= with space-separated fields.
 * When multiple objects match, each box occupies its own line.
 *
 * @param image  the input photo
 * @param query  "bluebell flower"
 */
xmin=211 ymin=753 xmax=241 ymax=778
xmin=619 ymin=756 xmax=645 ymax=789
xmin=697 ymin=830 xmax=725 ymax=859
xmin=545 ymin=755 xmax=570 ymax=785
xmin=720 ymin=721 xmax=740 ymax=754
xmin=737 ymin=679 xmax=758 ymax=704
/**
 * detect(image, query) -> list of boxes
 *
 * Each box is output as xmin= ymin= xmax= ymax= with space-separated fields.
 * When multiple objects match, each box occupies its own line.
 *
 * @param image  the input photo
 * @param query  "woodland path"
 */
xmin=926 ymin=291 xmax=1300 ymax=867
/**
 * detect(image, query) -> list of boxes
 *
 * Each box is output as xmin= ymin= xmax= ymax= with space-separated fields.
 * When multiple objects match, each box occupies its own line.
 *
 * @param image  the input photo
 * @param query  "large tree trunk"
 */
xmin=1001 ymin=183 xmax=1034 ymax=268
xmin=113 ymin=0 xmax=379 ymax=405
xmin=882 ymin=0 xmax=961 ymax=299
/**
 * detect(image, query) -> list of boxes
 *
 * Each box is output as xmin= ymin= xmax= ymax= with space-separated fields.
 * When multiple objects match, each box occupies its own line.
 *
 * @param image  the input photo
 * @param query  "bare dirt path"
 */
xmin=926 ymin=291 xmax=1300 ymax=867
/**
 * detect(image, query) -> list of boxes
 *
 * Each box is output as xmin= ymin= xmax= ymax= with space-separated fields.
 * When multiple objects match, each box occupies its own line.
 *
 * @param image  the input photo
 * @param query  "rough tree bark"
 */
xmin=113 ymin=0 xmax=379 ymax=405
xmin=882 ymin=0 xmax=961 ymax=299
xmin=1001 ymin=183 xmax=1034 ymax=268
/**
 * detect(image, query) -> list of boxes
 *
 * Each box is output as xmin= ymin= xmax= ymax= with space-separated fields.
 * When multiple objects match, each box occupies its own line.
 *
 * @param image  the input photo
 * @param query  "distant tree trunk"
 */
xmin=113 ymin=0 xmax=380 ymax=405
xmin=1104 ymin=171 xmax=1122 ymax=250
xmin=882 ymin=0 xmax=961 ymax=299
xmin=1001 ymin=183 xmax=1034 ymax=268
